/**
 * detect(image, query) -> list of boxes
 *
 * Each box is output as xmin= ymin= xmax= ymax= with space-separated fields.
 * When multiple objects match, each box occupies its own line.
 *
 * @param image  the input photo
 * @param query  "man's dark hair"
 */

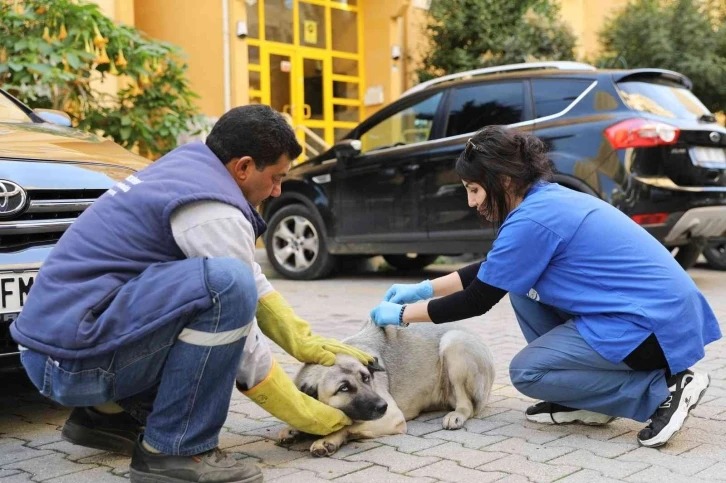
xmin=455 ymin=125 xmax=553 ymax=227
xmin=205 ymin=104 xmax=303 ymax=169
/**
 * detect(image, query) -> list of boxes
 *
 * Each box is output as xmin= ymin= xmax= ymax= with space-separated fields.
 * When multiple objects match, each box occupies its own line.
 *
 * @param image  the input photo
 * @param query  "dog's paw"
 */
xmin=278 ymin=427 xmax=300 ymax=445
xmin=443 ymin=411 xmax=467 ymax=430
xmin=310 ymin=438 xmax=338 ymax=457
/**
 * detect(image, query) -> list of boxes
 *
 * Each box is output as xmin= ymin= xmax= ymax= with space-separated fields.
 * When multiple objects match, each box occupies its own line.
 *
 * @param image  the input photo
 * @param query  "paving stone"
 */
xmin=484 ymin=436 xmax=575 ymax=462
xmin=0 ymin=474 xmax=34 ymax=483
xmin=625 ymin=466 xmax=716 ymax=483
xmin=239 ymin=423 xmax=290 ymax=440
xmin=484 ymin=423 xmax=562 ymax=445
xmin=76 ymin=453 xmax=130 ymax=474
xmin=37 ymin=440 xmax=107 ymax=461
xmin=0 ymin=469 xmax=21 ymax=478
xmin=549 ymin=449 xmax=649 ymax=479
xmin=422 ymin=430 xmax=506 ymax=449
xmin=335 ymin=465 xmax=436 ymax=483
xmin=44 ymin=467 xmax=128 ymax=483
xmin=266 ymin=470 xmax=332 ymax=482
xmin=224 ymin=412 xmax=279 ymax=434
xmin=681 ymin=443 xmax=726 ymax=459
xmin=414 ymin=441 xmax=507 ymax=468
xmin=544 ymin=434 xmax=638 ymax=458
xmin=230 ymin=439 xmax=306 ymax=466
xmin=404 ymin=421 xmax=443 ymax=437
xmin=0 ymin=438 xmax=53 ymax=466
xmin=460 ymin=418 xmax=511 ymax=433
xmin=345 ymin=446 xmax=439 ymax=473
xmin=218 ymin=430 xmax=264 ymax=450
xmin=262 ymin=467 xmax=300 ymax=481
xmin=477 ymin=454 xmax=579 ymax=483
xmin=329 ymin=441 xmax=383 ymax=460
xmin=616 ymin=446 xmax=717 ymax=476
xmin=556 ymin=469 xmax=628 ymax=483
xmin=2 ymin=453 xmax=97 ymax=481
xmin=372 ymin=434 xmax=445 ymax=453
xmin=282 ymin=456 xmax=371 ymax=479
xmin=407 ymin=460 xmax=507 ymax=483
xmin=694 ymin=461 xmax=726 ymax=481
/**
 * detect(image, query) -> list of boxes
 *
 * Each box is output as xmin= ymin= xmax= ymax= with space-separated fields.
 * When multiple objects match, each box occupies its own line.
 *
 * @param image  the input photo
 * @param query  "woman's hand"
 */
xmin=370 ymin=301 xmax=404 ymax=326
xmin=383 ymin=280 xmax=433 ymax=304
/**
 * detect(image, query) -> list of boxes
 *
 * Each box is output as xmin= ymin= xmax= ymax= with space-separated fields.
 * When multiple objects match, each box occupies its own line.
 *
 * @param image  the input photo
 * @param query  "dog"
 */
xmin=281 ymin=320 xmax=495 ymax=456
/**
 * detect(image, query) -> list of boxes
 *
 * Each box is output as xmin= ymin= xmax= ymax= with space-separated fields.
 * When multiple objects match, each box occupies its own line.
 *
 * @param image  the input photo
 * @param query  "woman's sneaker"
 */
xmin=638 ymin=369 xmax=710 ymax=448
xmin=525 ymin=401 xmax=615 ymax=425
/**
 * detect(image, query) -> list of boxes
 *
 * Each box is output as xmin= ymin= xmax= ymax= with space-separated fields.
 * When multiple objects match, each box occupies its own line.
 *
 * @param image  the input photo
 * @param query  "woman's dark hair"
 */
xmin=206 ymin=104 xmax=302 ymax=170
xmin=455 ymin=125 xmax=553 ymax=226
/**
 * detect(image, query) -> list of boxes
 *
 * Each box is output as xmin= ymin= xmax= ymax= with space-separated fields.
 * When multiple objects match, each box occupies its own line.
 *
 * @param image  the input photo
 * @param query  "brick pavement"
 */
xmin=1 ymin=254 xmax=725 ymax=482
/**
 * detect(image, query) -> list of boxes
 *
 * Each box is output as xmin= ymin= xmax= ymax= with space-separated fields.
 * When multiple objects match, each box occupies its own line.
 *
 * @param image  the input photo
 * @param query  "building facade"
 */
xmin=98 ymin=0 xmax=629 ymax=151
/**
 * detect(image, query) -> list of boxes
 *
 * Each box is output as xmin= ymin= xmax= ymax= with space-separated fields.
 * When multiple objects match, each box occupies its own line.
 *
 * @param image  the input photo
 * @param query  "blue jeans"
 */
xmin=21 ymin=257 xmax=257 ymax=455
xmin=508 ymin=293 xmax=669 ymax=422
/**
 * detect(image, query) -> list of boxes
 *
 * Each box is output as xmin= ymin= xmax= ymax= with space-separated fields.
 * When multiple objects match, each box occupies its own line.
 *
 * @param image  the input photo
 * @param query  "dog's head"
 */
xmin=298 ymin=355 xmax=388 ymax=421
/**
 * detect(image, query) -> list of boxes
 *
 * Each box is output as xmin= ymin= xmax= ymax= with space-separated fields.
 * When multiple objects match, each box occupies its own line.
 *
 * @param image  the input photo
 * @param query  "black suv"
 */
xmin=261 ymin=61 xmax=726 ymax=280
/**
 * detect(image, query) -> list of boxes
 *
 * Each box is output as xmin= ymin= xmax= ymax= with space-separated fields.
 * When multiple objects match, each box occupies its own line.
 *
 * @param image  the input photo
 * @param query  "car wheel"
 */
xmin=673 ymin=239 xmax=707 ymax=270
xmin=383 ymin=254 xmax=439 ymax=271
xmin=703 ymin=240 xmax=726 ymax=270
xmin=265 ymin=204 xmax=337 ymax=280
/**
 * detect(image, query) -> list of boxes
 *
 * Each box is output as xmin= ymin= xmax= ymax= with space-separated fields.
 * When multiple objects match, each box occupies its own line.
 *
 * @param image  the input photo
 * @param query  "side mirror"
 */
xmin=34 ymin=109 xmax=72 ymax=127
xmin=333 ymin=139 xmax=361 ymax=163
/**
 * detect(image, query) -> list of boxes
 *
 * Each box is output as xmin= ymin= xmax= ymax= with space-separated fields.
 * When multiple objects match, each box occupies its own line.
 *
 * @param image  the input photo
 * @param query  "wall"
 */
xmin=134 ymin=0 xmax=226 ymax=117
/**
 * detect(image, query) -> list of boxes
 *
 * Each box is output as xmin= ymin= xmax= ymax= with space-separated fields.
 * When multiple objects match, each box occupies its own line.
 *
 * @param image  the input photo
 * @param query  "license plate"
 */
xmin=689 ymin=147 xmax=726 ymax=168
xmin=0 ymin=271 xmax=37 ymax=315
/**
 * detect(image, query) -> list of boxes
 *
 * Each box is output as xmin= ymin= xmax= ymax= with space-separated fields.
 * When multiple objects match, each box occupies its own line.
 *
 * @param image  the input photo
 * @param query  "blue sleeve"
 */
xmin=477 ymin=217 xmax=564 ymax=294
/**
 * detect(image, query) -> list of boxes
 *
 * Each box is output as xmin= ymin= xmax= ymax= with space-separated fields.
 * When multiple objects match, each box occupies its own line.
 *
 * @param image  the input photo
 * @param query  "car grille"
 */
xmin=0 ymin=189 xmax=105 ymax=252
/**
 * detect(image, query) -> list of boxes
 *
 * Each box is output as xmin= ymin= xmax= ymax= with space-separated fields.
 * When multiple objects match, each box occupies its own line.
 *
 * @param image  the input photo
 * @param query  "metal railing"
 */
xmin=281 ymin=113 xmax=331 ymax=161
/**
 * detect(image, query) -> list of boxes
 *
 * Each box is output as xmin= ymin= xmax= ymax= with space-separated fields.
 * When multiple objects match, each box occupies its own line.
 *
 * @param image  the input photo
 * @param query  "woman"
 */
xmin=369 ymin=125 xmax=721 ymax=448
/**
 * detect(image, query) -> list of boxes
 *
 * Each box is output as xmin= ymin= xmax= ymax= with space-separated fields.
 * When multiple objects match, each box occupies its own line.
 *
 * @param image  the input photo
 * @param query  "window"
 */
xmin=360 ymin=92 xmax=442 ymax=153
xmin=0 ymin=93 xmax=31 ymax=123
xmin=616 ymin=80 xmax=711 ymax=120
xmin=445 ymin=82 xmax=524 ymax=137
xmin=532 ymin=79 xmax=592 ymax=118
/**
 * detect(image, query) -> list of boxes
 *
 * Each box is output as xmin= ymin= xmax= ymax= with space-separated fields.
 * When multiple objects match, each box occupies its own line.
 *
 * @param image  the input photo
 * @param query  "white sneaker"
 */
xmin=525 ymin=401 xmax=615 ymax=425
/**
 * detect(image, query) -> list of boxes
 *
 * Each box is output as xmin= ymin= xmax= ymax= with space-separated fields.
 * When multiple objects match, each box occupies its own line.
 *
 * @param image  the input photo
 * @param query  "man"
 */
xmin=11 ymin=105 xmax=372 ymax=483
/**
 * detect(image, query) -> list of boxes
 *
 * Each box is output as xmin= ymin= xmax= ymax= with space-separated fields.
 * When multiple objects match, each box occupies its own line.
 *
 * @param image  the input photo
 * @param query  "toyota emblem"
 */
xmin=0 ymin=180 xmax=27 ymax=218
xmin=709 ymin=132 xmax=721 ymax=143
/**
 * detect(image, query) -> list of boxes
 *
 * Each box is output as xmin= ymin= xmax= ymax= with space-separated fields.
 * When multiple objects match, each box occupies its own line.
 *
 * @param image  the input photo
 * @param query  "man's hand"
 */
xmin=256 ymin=291 xmax=374 ymax=366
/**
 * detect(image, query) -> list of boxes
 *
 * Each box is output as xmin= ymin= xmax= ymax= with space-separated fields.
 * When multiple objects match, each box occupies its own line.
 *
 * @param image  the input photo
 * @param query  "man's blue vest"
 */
xmin=10 ymin=142 xmax=266 ymax=359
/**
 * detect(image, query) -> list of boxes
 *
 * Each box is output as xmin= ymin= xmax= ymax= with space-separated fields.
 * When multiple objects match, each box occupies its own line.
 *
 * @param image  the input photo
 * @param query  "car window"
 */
xmin=616 ymin=80 xmax=710 ymax=120
xmin=532 ymin=79 xmax=592 ymax=118
xmin=359 ymin=92 xmax=442 ymax=153
xmin=445 ymin=82 xmax=524 ymax=137
xmin=0 ymin=92 xmax=32 ymax=123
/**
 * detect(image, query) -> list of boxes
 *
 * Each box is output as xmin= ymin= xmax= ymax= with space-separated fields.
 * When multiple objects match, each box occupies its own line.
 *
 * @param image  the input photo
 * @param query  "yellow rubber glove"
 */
xmin=256 ymin=291 xmax=374 ymax=366
xmin=239 ymin=359 xmax=351 ymax=435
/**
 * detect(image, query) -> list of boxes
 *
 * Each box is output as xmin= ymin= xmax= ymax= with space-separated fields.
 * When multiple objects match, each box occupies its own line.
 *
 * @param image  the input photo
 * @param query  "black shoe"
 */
xmin=129 ymin=437 xmax=263 ymax=483
xmin=525 ymin=401 xmax=615 ymax=425
xmin=638 ymin=369 xmax=710 ymax=448
xmin=61 ymin=407 xmax=142 ymax=456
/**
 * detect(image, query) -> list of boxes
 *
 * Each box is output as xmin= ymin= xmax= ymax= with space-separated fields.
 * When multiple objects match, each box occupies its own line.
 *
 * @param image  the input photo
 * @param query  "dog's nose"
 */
xmin=374 ymin=401 xmax=388 ymax=414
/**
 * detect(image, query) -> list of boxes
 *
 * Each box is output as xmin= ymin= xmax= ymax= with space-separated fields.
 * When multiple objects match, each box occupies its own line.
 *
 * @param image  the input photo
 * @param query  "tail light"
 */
xmin=605 ymin=118 xmax=680 ymax=149
xmin=631 ymin=213 xmax=669 ymax=225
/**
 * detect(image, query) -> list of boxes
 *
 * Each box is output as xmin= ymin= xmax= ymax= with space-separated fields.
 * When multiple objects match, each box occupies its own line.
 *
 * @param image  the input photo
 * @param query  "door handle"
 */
xmin=400 ymin=163 xmax=420 ymax=173
xmin=303 ymin=104 xmax=312 ymax=119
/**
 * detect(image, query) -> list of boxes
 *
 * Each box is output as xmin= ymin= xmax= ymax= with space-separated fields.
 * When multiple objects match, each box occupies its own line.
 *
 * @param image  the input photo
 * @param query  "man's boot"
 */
xmin=61 ymin=407 xmax=142 ymax=456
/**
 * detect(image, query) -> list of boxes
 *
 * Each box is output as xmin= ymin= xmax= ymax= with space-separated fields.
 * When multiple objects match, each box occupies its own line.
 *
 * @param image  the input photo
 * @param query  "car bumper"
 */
xmin=641 ymin=207 xmax=726 ymax=246
xmin=1 ymin=245 xmax=53 ymax=365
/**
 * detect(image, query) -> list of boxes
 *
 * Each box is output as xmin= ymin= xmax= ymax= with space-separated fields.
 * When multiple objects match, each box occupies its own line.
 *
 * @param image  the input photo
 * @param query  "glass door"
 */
xmin=264 ymin=45 xmax=296 ymax=125
xmin=297 ymin=51 xmax=329 ymax=159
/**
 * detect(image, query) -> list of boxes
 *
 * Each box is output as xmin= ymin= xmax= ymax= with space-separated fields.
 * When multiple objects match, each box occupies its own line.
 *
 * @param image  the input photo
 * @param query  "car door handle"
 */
xmin=400 ymin=164 xmax=420 ymax=173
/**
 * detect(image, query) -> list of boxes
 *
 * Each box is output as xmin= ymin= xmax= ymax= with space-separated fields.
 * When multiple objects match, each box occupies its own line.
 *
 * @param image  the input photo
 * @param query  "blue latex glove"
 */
xmin=383 ymin=280 xmax=433 ymax=304
xmin=370 ymin=301 xmax=403 ymax=327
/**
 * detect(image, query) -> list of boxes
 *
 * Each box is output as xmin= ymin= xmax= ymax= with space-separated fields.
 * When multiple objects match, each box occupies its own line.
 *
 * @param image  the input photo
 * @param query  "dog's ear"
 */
xmin=299 ymin=382 xmax=319 ymax=400
xmin=367 ymin=357 xmax=385 ymax=373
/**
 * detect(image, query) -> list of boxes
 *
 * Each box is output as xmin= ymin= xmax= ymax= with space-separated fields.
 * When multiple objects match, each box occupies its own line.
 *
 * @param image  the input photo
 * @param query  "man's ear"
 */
xmin=299 ymin=382 xmax=319 ymax=400
xmin=231 ymin=156 xmax=255 ymax=181
xmin=367 ymin=357 xmax=385 ymax=373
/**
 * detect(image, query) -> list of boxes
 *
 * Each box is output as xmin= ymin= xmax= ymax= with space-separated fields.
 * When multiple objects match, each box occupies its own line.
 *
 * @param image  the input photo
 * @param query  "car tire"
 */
xmin=265 ymin=204 xmax=337 ymax=280
xmin=673 ymin=239 xmax=707 ymax=270
xmin=383 ymin=254 xmax=439 ymax=271
xmin=703 ymin=240 xmax=726 ymax=271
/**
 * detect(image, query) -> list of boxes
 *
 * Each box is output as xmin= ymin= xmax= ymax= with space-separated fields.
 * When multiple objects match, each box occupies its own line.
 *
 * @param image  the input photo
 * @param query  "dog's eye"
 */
xmin=338 ymin=383 xmax=350 ymax=393
xmin=361 ymin=374 xmax=370 ymax=383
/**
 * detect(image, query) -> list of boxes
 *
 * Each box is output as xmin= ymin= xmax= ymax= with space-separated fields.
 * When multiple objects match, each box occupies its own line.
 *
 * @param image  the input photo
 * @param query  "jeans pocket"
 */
xmin=47 ymin=362 xmax=116 ymax=407
xmin=20 ymin=350 xmax=52 ymax=397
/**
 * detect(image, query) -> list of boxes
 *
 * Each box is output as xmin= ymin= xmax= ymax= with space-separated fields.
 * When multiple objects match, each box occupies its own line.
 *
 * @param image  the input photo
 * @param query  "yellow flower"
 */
xmin=108 ymin=61 xmax=119 ymax=75
xmin=92 ymin=23 xmax=108 ymax=48
xmin=95 ymin=46 xmax=110 ymax=65
xmin=59 ymin=23 xmax=68 ymax=40
xmin=115 ymin=48 xmax=128 ymax=67
xmin=36 ymin=6 xmax=46 ymax=15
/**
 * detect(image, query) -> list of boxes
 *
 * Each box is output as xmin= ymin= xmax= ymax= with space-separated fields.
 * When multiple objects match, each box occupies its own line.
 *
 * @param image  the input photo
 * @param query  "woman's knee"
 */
xmin=204 ymin=258 xmax=257 ymax=323
xmin=509 ymin=347 xmax=545 ymax=393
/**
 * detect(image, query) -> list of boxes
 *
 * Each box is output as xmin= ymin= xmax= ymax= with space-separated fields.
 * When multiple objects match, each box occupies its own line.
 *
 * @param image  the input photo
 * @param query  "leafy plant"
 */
xmin=0 ymin=0 xmax=202 ymax=158
xmin=416 ymin=0 xmax=577 ymax=82
xmin=597 ymin=0 xmax=726 ymax=115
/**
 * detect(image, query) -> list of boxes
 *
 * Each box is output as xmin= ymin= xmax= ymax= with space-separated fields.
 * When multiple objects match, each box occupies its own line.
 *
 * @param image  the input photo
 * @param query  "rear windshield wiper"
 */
xmin=698 ymin=113 xmax=717 ymax=123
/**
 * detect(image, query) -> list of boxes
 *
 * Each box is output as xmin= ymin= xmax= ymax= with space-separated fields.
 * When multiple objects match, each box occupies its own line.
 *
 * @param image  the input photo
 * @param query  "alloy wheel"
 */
xmin=272 ymin=215 xmax=320 ymax=273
